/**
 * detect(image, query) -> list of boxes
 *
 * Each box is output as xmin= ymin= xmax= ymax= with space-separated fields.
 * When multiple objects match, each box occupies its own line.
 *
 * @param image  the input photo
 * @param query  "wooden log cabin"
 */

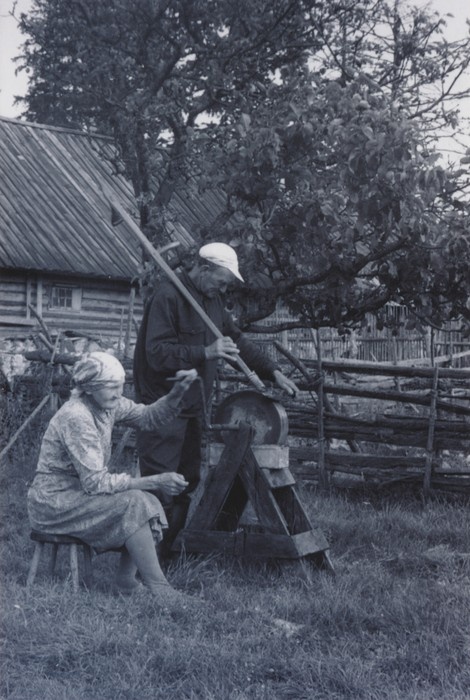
xmin=0 ymin=116 xmax=202 ymax=349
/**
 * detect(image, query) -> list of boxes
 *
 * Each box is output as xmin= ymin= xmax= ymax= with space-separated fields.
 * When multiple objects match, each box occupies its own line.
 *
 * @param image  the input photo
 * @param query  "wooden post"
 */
xmin=124 ymin=287 xmax=135 ymax=358
xmin=28 ymin=303 xmax=53 ymax=343
xmin=118 ymin=308 xmax=124 ymax=354
xmin=36 ymin=275 xmax=43 ymax=318
xmin=316 ymin=329 xmax=328 ymax=488
xmin=46 ymin=332 xmax=61 ymax=396
xmin=423 ymin=366 xmax=439 ymax=501
xmin=424 ymin=327 xmax=431 ymax=361
xmin=26 ymin=276 xmax=32 ymax=319
xmin=332 ymin=369 xmax=340 ymax=413
xmin=133 ymin=317 xmax=140 ymax=337
xmin=392 ymin=336 xmax=401 ymax=391
xmin=281 ymin=330 xmax=288 ymax=351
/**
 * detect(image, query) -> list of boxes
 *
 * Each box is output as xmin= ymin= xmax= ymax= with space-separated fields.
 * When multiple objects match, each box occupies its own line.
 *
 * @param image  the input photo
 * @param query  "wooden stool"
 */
xmin=26 ymin=531 xmax=93 ymax=592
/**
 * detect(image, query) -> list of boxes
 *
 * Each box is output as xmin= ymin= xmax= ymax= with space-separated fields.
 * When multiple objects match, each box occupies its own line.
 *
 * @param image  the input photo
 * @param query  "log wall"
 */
xmin=0 ymin=270 xmax=143 ymax=347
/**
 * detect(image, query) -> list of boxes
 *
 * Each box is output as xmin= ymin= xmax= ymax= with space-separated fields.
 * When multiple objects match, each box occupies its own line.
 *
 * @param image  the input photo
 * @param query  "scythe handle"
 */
xmin=109 ymin=198 xmax=266 ymax=391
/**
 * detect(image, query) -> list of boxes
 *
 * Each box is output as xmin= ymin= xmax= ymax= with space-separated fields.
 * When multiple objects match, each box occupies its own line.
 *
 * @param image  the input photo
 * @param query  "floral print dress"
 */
xmin=27 ymin=393 xmax=180 ymax=551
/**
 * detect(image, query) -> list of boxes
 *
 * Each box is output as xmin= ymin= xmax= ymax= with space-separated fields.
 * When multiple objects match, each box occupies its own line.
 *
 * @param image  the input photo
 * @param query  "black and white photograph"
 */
xmin=1 ymin=1 xmax=470 ymax=698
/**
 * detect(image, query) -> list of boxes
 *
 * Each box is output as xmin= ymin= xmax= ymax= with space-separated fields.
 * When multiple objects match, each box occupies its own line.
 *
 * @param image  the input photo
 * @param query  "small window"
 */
xmin=50 ymin=286 xmax=82 ymax=311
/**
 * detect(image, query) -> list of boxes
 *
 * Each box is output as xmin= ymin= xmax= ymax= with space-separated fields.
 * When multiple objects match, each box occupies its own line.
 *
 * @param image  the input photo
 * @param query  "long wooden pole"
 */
xmin=109 ymin=197 xmax=265 ymax=391
xmin=0 ymin=394 xmax=51 ymax=462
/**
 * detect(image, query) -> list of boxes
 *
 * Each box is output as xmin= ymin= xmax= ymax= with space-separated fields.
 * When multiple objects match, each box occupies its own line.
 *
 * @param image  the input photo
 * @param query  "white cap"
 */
xmin=198 ymin=242 xmax=244 ymax=282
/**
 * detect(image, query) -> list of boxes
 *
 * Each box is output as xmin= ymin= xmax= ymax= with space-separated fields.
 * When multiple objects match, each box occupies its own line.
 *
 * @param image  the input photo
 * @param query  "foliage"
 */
xmin=14 ymin=0 xmax=470 ymax=333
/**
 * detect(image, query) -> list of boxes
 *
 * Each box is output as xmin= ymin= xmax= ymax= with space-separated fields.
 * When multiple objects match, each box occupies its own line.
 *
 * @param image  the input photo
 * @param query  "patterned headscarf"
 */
xmin=72 ymin=352 xmax=125 ymax=393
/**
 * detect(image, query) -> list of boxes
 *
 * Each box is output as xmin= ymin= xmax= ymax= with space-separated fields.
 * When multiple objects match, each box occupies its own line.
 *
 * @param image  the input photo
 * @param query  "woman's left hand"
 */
xmin=132 ymin=472 xmax=189 ymax=496
xmin=153 ymin=472 xmax=189 ymax=497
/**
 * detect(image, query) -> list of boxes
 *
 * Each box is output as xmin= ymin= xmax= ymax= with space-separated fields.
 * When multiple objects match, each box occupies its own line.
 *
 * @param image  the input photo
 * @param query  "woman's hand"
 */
xmin=167 ymin=368 xmax=198 ymax=404
xmin=131 ymin=472 xmax=189 ymax=496
xmin=153 ymin=472 xmax=189 ymax=497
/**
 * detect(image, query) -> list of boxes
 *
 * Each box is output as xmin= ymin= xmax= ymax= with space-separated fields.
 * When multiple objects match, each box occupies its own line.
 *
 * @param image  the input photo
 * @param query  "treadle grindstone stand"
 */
xmin=172 ymin=392 xmax=334 ymax=574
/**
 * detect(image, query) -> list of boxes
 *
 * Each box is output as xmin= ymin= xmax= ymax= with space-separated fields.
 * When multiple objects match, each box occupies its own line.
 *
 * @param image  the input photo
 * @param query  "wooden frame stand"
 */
xmin=172 ymin=423 xmax=334 ymax=573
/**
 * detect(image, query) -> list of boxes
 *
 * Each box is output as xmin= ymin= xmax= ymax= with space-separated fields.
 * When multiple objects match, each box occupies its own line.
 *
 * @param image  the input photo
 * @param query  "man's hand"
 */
xmin=205 ymin=337 xmax=240 ymax=362
xmin=273 ymin=369 xmax=298 ymax=397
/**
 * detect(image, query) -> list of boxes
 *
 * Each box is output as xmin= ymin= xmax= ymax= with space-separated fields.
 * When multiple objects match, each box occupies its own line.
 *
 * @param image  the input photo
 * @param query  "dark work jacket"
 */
xmin=133 ymin=271 xmax=279 ymax=414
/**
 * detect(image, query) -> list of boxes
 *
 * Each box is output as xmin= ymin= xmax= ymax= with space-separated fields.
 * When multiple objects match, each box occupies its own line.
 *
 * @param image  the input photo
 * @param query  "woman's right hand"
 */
xmin=134 ymin=472 xmax=189 ymax=496
xmin=167 ymin=368 xmax=198 ymax=405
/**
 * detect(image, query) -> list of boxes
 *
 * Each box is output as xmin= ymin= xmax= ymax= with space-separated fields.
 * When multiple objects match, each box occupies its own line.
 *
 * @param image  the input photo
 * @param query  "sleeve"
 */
xmin=114 ymin=395 xmax=184 ymax=431
xmin=144 ymin=291 xmax=206 ymax=372
xmin=222 ymin=310 xmax=280 ymax=380
xmin=60 ymin=414 xmax=131 ymax=495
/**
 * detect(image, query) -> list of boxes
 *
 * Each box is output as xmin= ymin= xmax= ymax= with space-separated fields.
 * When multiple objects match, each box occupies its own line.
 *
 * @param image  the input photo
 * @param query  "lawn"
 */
xmin=2 ymin=440 xmax=470 ymax=699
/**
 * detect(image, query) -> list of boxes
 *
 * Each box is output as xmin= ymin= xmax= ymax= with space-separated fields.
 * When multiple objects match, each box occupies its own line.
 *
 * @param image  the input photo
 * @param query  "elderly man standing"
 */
xmin=133 ymin=242 xmax=298 ymax=554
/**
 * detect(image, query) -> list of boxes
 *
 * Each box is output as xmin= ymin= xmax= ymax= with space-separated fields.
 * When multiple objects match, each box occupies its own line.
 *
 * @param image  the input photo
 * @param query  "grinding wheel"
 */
xmin=213 ymin=390 xmax=288 ymax=445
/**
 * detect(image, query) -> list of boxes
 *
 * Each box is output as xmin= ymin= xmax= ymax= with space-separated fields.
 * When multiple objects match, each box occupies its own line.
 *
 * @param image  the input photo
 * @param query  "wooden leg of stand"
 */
xmin=26 ymin=542 xmax=44 ymax=588
xmin=69 ymin=544 xmax=79 ymax=592
xmin=48 ymin=543 xmax=59 ymax=577
xmin=83 ymin=545 xmax=93 ymax=588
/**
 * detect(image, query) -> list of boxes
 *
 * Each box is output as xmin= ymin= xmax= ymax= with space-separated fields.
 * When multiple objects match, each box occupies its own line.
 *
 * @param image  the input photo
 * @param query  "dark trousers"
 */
xmin=136 ymin=414 xmax=202 ymax=552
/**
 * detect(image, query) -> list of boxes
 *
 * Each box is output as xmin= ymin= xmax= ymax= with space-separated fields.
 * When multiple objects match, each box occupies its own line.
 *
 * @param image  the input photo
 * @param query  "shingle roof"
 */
xmin=0 ymin=117 xmax=217 ymax=281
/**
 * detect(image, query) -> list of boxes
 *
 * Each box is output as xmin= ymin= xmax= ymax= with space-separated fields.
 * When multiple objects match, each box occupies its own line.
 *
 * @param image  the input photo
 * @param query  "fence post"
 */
xmin=423 ymin=366 xmax=439 ymax=501
xmin=316 ymin=329 xmax=329 ymax=488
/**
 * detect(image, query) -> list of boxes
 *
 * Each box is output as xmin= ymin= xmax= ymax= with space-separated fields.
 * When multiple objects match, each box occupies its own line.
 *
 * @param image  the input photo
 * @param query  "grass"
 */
xmin=2 ymin=431 xmax=470 ymax=699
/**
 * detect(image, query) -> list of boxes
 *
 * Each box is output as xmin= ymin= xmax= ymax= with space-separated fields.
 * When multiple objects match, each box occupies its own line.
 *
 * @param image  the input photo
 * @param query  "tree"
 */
xmin=201 ymin=64 xmax=470 ymax=333
xmin=17 ymin=0 xmax=321 ymax=234
xmin=197 ymin=1 xmax=470 ymax=333
xmin=15 ymin=0 xmax=470 ymax=334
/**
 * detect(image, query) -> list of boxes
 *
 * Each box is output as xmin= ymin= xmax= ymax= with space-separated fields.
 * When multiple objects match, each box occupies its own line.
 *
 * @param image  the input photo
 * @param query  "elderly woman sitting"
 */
xmin=27 ymin=351 xmax=197 ymax=604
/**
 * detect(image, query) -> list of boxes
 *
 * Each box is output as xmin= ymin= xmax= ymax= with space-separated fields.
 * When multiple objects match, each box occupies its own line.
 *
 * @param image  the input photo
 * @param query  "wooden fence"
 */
xmin=249 ymin=305 xmax=470 ymax=368
xmin=218 ymin=346 xmax=470 ymax=498
xmin=6 ymin=335 xmax=470 ymax=499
